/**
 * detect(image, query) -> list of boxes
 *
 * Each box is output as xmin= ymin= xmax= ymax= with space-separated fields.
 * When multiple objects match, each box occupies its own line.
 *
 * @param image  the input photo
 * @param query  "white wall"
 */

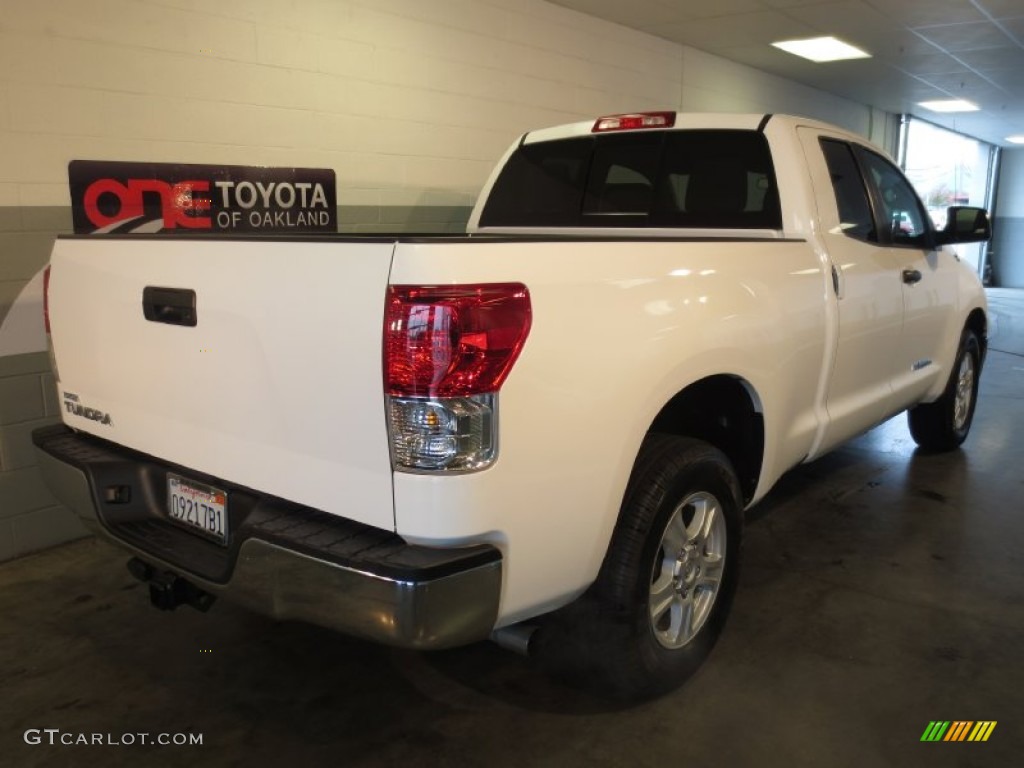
xmin=992 ymin=148 xmax=1024 ymax=288
xmin=680 ymin=48 xmax=899 ymax=153
xmin=997 ymin=149 xmax=1024 ymax=209
xmin=0 ymin=0 xmax=685 ymax=217
xmin=0 ymin=0 xmax=896 ymax=218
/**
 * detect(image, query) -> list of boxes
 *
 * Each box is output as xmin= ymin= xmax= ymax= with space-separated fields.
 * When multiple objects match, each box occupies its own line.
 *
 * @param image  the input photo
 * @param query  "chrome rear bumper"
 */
xmin=33 ymin=425 xmax=502 ymax=650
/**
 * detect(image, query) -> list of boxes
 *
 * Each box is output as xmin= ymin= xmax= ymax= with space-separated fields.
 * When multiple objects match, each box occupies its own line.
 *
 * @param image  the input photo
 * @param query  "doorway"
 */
xmin=898 ymin=117 xmax=996 ymax=277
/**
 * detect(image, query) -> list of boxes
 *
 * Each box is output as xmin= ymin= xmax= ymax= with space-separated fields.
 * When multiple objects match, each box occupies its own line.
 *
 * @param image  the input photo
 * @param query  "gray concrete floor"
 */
xmin=3 ymin=289 xmax=1024 ymax=768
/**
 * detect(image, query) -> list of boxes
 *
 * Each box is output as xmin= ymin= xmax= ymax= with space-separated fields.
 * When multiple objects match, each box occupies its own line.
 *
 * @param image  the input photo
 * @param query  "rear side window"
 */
xmin=820 ymin=139 xmax=876 ymax=242
xmin=480 ymin=130 xmax=781 ymax=229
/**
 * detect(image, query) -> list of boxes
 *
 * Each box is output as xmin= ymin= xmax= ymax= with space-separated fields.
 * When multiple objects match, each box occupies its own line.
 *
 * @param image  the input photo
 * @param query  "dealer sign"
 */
xmin=69 ymin=160 xmax=337 ymax=234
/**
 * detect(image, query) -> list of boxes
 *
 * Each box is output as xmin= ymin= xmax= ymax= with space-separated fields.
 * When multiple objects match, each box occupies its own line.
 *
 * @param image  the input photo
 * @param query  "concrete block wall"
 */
xmin=0 ymin=352 xmax=81 ymax=561
xmin=680 ymin=48 xmax=900 ymax=152
xmin=0 ymin=0 xmax=884 ymax=561
xmin=0 ymin=0 xmax=686 ymax=230
xmin=0 ymin=193 xmax=83 ymax=559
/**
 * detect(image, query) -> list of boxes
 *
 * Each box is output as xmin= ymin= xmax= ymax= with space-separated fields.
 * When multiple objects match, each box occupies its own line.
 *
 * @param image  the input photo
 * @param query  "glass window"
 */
xmin=651 ymin=131 xmax=780 ymax=229
xmin=856 ymin=148 xmax=930 ymax=247
xmin=902 ymin=119 xmax=991 ymax=229
xmin=900 ymin=117 xmax=994 ymax=274
xmin=582 ymin=132 xmax=662 ymax=216
xmin=479 ymin=130 xmax=781 ymax=229
xmin=477 ymin=137 xmax=593 ymax=227
xmin=820 ymin=139 xmax=875 ymax=242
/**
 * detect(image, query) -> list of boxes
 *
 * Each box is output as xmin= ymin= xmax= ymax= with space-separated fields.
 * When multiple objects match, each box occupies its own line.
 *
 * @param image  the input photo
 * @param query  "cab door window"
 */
xmin=855 ymin=148 xmax=931 ymax=248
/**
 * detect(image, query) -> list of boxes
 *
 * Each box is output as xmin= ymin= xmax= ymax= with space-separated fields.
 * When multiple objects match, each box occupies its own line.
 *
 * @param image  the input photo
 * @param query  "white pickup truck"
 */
xmin=34 ymin=112 xmax=990 ymax=700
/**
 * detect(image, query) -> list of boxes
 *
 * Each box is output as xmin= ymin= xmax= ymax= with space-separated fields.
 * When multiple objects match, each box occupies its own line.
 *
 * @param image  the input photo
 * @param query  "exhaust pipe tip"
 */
xmin=491 ymin=624 xmax=537 ymax=656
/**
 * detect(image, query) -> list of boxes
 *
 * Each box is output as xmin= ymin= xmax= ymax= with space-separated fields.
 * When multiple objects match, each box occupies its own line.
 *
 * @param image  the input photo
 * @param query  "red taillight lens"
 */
xmin=385 ymin=284 xmax=531 ymax=398
xmin=593 ymin=111 xmax=676 ymax=133
xmin=43 ymin=265 xmax=52 ymax=334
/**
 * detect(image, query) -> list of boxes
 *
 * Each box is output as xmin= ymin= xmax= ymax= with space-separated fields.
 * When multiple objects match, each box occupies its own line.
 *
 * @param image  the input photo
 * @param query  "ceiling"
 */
xmin=550 ymin=0 xmax=1024 ymax=147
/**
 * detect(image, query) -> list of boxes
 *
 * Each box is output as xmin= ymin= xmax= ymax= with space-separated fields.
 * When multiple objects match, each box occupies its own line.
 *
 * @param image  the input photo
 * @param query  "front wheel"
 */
xmin=535 ymin=434 xmax=743 ymax=701
xmin=908 ymin=329 xmax=981 ymax=451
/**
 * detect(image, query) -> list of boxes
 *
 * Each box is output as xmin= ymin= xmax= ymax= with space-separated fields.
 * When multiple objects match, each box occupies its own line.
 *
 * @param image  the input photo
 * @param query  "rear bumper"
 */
xmin=32 ymin=425 xmax=502 ymax=650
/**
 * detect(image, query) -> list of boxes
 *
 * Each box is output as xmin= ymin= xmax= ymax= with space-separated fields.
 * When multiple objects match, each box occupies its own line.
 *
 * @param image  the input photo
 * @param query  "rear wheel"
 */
xmin=908 ymin=329 xmax=981 ymax=451
xmin=536 ymin=434 xmax=743 ymax=701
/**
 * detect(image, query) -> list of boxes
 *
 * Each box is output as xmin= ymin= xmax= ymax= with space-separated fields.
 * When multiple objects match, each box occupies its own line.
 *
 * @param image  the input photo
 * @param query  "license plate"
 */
xmin=167 ymin=474 xmax=228 ymax=545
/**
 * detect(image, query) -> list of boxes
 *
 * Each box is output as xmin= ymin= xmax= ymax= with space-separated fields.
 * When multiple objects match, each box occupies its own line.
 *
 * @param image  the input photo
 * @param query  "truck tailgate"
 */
xmin=47 ymin=237 xmax=397 ymax=531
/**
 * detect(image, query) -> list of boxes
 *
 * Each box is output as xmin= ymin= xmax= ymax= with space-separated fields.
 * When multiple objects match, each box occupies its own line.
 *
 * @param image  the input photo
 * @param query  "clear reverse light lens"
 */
xmin=388 ymin=394 xmax=496 ymax=472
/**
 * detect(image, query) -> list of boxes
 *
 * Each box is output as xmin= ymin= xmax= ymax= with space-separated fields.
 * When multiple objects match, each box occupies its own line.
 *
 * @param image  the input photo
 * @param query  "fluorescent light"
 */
xmin=918 ymin=99 xmax=980 ymax=113
xmin=1006 ymin=135 xmax=1024 ymax=144
xmin=771 ymin=36 xmax=871 ymax=63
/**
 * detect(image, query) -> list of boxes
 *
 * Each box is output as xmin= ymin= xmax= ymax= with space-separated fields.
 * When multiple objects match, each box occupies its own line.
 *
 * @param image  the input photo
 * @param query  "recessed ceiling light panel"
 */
xmin=1006 ymin=135 xmax=1024 ymax=144
xmin=771 ymin=36 xmax=871 ymax=63
xmin=918 ymin=100 xmax=980 ymax=113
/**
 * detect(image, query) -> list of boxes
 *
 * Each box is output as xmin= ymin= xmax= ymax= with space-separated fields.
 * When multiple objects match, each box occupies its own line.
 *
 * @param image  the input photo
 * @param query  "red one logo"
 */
xmin=83 ymin=178 xmax=212 ymax=231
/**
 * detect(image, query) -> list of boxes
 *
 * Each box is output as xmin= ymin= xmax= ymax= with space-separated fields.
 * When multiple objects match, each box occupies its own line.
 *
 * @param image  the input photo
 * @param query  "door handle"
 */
xmin=902 ymin=269 xmax=922 ymax=285
xmin=143 ymin=287 xmax=197 ymax=327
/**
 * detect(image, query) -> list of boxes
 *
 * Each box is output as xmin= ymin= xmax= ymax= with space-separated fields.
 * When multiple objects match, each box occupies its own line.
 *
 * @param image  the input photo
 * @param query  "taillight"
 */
xmin=385 ymin=284 xmax=531 ymax=398
xmin=384 ymin=284 xmax=531 ymax=472
xmin=43 ymin=265 xmax=52 ymax=334
xmin=593 ymin=111 xmax=676 ymax=133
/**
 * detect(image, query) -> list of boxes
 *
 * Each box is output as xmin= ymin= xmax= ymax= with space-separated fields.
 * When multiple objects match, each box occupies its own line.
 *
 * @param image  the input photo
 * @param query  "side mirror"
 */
xmin=936 ymin=206 xmax=991 ymax=245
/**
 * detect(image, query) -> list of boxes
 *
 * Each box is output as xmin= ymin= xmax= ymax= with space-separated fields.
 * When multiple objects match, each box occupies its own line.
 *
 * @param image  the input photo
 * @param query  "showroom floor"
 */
xmin=3 ymin=289 xmax=1023 ymax=768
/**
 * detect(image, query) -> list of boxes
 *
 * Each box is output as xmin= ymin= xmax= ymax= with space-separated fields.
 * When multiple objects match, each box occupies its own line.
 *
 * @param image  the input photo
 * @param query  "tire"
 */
xmin=907 ymin=329 xmax=981 ymax=452
xmin=534 ymin=434 xmax=743 ymax=702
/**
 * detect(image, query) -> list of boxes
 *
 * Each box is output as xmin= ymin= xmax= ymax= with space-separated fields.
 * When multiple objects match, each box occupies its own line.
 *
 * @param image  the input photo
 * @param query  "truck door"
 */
xmin=851 ymin=147 xmax=960 ymax=404
xmin=797 ymin=129 xmax=904 ymax=453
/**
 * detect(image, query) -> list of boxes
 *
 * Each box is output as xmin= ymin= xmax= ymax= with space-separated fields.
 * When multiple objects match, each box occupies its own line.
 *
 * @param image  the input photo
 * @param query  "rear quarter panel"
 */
xmin=390 ymin=238 xmax=830 ymax=624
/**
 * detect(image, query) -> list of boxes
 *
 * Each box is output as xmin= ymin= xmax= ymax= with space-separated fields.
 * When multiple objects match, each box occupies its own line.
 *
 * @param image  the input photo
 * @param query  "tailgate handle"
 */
xmin=143 ymin=287 xmax=197 ymax=327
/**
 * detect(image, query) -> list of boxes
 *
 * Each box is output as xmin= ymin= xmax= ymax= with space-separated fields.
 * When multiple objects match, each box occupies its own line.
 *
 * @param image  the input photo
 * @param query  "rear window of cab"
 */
xmin=480 ymin=130 xmax=781 ymax=230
